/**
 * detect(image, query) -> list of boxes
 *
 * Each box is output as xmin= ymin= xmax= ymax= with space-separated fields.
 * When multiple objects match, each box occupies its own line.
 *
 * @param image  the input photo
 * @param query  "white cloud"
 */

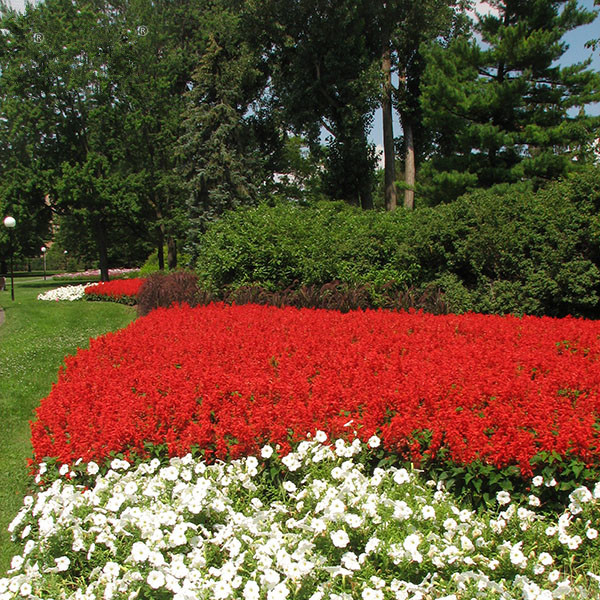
xmin=468 ymin=1 xmax=501 ymax=20
xmin=3 ymin=0 xmax=41 ymax=13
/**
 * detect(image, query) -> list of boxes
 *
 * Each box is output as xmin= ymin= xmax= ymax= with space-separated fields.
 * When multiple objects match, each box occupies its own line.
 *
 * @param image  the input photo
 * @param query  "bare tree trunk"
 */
xmin=94 ymin=221 xmax=110 ymax=282
xmin=157 ymin=243 xmax=165 ymax=271
xmin=403 ymin=115 xmax=416 ymax=210
xmin=382 ymin=45 xmax=397 ymax=211
xmin=167 ymin=237 xmax=177 ymax=270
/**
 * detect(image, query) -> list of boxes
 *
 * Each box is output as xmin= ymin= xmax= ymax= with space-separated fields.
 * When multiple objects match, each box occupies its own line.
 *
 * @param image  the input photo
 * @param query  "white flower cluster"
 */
xmin=37 ymin=285 xmax=89 ymax=302
xmin=2 ymin=434 xmax=599 ymax=600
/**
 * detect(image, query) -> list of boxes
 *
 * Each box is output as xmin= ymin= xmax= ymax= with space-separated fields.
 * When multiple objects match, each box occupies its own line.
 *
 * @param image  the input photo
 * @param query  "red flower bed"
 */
xmin=84 ymin=278 xmax=145 ymax=303
xmin=30 ymin=303 xmax=600 ymax=474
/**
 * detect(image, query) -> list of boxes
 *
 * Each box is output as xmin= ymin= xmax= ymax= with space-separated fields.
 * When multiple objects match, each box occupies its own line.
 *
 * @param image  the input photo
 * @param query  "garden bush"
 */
xmin=222 ymin=281 xmax=449 ymax=314
xmin=136 ymin=271 xmax=211 ymax=317
xmin=193 ymin=169 xmax=600 ymax=318
xmin=413 ymin=175 xmax=600 ymax=317
xmin=194 ymin=200 xmax=420 ymax=292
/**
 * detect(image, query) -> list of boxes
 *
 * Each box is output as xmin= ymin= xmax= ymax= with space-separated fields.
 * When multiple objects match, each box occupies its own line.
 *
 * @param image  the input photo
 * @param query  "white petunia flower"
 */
xmin=213 ymin=580 xmax=233 ymax=599
xmin=55 ymin=556 xmax=70 ymax=572
xmin=548 ymin=570 xmax=560 ymax=582
xmin=570 ymin=486 xmax=593 ymax=504
xmin=567 ymin=535 xmax=582 ymax=550
xmin=509 ymin=542 xmax=527 ymax=568
xmin=130 ymin=541 xmax=150 ymax=563
xmin=393 ymin=468 xmax=410 ymax=485
xmin=341 ymin=552 xmax=361 ymax=570
xmin=361 ymin=587 xmax=384 ymax=600
xmin=267 ymin=582 xmax=289 ymax=600
xmin=345 ymin=513 xmax=362 ymax=528
xmin=315 ymin=430 xmax=327 ymax=443
xmin=87 ymin=461 xmax=99 ymax=475
xmin=367 ymin=435 xmax=381 ymax=448
xmin=282 ymin=481 xmax=297 ymax=493
xmin=331 ymin=529 xmax=350 ymax=548
xmin=365 ymin=537 xmax=381 ymax=554
xmin=103 ymin=562 xmax=121 ymax=579
xmin=496 ymin=491 xmax=511 ymax=505
xmin=243 ymin=580 xmax=260 ymax=600
xmin=421 ymin=505 xmax=435 ymax=520
xmin=281 ymin=453 xmax=301 ymax=471
xmin=147 ymin=570 xmax=166 ymax=589
xmin=538 ymin=552 xmax=554 ymax=566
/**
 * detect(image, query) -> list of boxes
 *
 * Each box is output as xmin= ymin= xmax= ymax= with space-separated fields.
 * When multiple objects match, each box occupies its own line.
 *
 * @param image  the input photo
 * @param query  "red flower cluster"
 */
xmin=84 ymin=278 xmax=145 ymax=302
xmin=30 ymin=304 xmax=600 ymax=474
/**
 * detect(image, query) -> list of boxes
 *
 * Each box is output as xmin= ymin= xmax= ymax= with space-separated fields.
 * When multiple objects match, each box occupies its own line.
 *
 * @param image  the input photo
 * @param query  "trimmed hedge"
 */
xmin=193 ymin=168 xmax=600 ymax=318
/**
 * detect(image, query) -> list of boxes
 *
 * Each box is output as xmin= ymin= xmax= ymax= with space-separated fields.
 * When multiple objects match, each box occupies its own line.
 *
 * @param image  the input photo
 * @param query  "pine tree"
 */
xmin=420 ymin=0 xmax=600 ymax=204
xmin=178 ymin=6 xmax=268 ymax=262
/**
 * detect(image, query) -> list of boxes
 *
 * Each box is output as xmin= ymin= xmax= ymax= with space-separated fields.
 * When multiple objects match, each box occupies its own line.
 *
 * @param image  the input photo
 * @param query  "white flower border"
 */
xmin=3 ymin=434 xmax=600 ymax=599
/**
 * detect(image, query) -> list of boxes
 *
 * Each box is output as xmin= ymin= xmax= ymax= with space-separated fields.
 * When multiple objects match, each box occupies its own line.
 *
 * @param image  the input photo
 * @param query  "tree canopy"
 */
xmin=0 ymin=0 xmax=599 ymax=273
xmin=420 ymin=0 xmax=600 ymax=204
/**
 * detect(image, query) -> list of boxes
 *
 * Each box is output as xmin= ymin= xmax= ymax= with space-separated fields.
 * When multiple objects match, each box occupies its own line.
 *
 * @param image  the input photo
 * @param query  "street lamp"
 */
xmin=3 ymin=216 xmax=16 ymax=301
xmin=41 ymin=246 xmax=47 ymax=280
xmin=63 ymin=249 xmax=68 ymax=273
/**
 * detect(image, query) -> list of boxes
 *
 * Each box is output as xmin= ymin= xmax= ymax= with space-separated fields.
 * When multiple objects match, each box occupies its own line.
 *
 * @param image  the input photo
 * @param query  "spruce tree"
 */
xmin=420 ymin=0 xmax=600 ymax=204
xmin=177 ymin=5 xmax=269 ymax=263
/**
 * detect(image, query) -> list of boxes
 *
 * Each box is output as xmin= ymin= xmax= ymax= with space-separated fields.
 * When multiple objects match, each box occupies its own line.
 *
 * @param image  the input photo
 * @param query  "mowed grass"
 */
xmin=0 ymin=278 xmax=136 ymax=571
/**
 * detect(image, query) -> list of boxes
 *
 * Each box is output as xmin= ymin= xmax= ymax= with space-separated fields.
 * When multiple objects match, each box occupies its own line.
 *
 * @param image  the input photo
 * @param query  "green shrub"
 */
xmin=192 ymin=168 xmax=600 ymax=318
xmin=139 ymin=247 xmax=193 ymax=277
xmin=194 ymin=199 xmax=420 ymax=291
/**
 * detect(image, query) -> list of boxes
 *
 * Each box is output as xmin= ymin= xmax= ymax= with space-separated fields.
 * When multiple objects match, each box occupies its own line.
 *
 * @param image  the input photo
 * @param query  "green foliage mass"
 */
xmin=138 ymin=247 xmax=193 ymax=277
xmin=194 ymin=199 xmax=419 ymax=292
xmin=419 ymin=0 xmax=600 ymax=204
xmin=194 ymin=167 xmax=600 ymax=318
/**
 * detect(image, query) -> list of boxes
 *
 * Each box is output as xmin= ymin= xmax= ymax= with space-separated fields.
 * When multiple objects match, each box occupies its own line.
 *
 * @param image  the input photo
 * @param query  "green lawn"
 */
xmin=0 ymin=278 xmax=136 ymax=571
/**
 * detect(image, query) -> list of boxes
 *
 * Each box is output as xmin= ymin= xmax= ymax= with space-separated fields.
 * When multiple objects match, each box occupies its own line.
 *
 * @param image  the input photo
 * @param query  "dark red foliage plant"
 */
xmin=30 ymin=303 xmax=600 ymax=475
xmin=136 ymin=271 xmax=207 ymax=316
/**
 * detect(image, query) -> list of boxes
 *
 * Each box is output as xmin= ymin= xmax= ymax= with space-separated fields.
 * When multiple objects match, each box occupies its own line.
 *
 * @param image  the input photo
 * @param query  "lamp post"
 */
xmin=41 ymin=246 xmax=47 ymax=280
xmin=63 ymin=249 xmax=68 ymax=273
xmin=3 ymin=216 xmax=16 ymax=301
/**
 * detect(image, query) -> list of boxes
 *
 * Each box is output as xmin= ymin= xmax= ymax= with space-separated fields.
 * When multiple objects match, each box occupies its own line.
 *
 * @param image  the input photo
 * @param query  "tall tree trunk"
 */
xmin=157 ymin=243 xmax=165 ymax=271
xmin=402 ymin=114 xmax=416 ymax=210
xmin=94 ymin=221 xmax=110 ymax=282
xmin=382 ymin=45 xmax=397 ymax=211
xmin=360 ymin=184 xmax=374 ymax=210
xmin=167 ymin=237 xmax=177 ymax=270
xmin=0 ymin=259 xmax=6 ymax=276
xmin=155 ymin=200 xmax=166 ymax=271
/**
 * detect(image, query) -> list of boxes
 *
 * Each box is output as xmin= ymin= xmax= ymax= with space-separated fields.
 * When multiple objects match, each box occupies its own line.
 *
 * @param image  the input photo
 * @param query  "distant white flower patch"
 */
xmin=37 ymin=284 xmax=89 ymax=302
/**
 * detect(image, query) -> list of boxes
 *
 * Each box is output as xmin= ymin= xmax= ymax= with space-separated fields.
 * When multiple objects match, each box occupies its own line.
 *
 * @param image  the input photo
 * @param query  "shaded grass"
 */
xmin=0 ymin=278 xmax=135 ymax=571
